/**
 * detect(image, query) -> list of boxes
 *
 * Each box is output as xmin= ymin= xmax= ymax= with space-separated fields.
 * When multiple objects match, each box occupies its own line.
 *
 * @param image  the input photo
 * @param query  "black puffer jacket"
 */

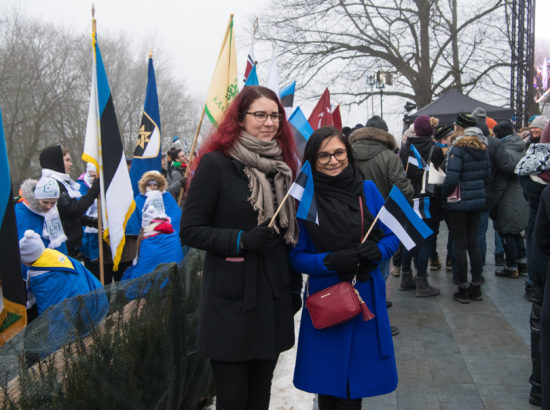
xmin=441 ymin=135 xmax=491 ymax=212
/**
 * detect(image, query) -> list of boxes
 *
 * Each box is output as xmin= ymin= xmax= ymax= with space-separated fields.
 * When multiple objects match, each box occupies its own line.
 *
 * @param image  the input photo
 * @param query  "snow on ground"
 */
xmin=269 ymin=307 xmax=314 ymax=410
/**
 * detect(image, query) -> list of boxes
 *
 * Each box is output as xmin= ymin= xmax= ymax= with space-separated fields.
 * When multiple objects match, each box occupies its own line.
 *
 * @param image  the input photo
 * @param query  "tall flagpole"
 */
xmin=92 ymin=4 xmax=105 ymax=285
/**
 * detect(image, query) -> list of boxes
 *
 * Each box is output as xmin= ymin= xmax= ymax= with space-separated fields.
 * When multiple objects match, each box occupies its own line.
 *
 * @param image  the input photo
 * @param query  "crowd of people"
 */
xmin=11 ymin=84 xmax=550 ymax=409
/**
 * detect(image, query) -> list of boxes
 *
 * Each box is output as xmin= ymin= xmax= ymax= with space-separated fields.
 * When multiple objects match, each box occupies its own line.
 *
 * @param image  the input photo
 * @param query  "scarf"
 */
xmin=229 ymin=132 xmax=298 ymax=245
xmin=515 ymin=143 xmax=550 ymax=182
xmin=304 ymin=165 xmax=381 ymax=253
xmin=40 ymin=206 xmax=67 ymax=249
xmin=42 ymin=168 xmax=82 ymax=199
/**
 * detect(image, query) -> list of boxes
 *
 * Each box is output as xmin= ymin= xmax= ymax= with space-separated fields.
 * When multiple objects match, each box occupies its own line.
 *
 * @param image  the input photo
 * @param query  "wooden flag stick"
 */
xmin=361 ymin=208 xmax=382 ymax=244
xmin=268 ymin=191 xmax=291 ymax=228
xmin=96 ymin=195 xmax=105 ymax=285
xmin=179 ymin=107 xmax=206 ymax=206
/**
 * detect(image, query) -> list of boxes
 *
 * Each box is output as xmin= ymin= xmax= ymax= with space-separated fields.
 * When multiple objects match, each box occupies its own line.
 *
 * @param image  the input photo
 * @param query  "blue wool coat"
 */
xmin=27 ymin=249 xmax=103 ymax=315
xmin=289 ymin=180 xmax=399 ymax=399
xmin=15 ymin=201 xmax=68 ymax=280
xmin=441 ymin=136 xmax=490 ymax=212
xmin=122 ymin=192 xmax=184 ymax=281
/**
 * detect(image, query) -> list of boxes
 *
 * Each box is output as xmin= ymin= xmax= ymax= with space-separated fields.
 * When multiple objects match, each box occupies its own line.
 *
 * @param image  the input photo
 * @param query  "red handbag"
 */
xmin=305 ymin=278 xmax=374 ymax=330
xmin=305 ymin=196 xmax=375 ymax=330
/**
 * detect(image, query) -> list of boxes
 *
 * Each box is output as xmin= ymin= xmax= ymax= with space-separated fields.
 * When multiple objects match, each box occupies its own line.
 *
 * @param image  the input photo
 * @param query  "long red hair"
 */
xmin=192 ymin=86 xmax=298 ymax=178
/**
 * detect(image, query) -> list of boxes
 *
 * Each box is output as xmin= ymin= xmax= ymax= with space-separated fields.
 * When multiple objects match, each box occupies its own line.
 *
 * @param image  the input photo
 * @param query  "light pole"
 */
xmin=366 ymin=74 xmax=376 ymax=119
xmin=375 ymin=71 xmax=393 ymax=118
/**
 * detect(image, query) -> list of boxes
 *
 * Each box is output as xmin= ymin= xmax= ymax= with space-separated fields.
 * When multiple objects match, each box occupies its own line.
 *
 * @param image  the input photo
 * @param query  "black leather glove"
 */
xmin=357 ymin=260 xmax=377 ymax=282
xmin=358 ymin=240 xmax=381 ymax=263
xmin=241 ymin=224 xmax=277 ymax=253
xmin=324 ymin=248 xmax=360 ymax=273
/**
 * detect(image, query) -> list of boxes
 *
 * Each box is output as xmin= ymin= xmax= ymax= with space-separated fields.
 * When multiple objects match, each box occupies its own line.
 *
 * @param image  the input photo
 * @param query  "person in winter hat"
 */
xmin=19 ymin=229 xmax=102 ymax=315
xmin=525 ymin=116 xmax=549 ymax=147
xmin=39 ymin=145 xmax=99 ymax=258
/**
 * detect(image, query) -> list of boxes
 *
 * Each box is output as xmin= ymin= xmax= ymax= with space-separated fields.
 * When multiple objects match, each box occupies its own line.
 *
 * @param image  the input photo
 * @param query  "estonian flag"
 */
xmin=378 ymin=186 xmax=433 ymax=251
xmin=288 ymin=161 xmax=318 ymax=224
xmin=280 ymin=81 xmax=295 ymax=109
xmin=408 ymin=144 xmax=427 ymax=169
xmin=0 ymin=107 xmax=27 ymax=346
xmin=413 ymin=197 xmax=431 ymax=219
xmin=129 ymin=55 xmax=162 ymax=196
xmin=244 ymin=64 xmax=259 ymax=87
xmin=82 ymin=26 xmax=135 ymax=271
xmin=288 ymin=107 xmax=313 ymax=160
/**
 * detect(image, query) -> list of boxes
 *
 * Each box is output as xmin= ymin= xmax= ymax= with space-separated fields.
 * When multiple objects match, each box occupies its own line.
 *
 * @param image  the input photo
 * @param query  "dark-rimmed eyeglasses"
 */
xmin=244 ymin=111 xmax=282 ymax=122
xmin=317 ymin=149 xmax=347 ymax=164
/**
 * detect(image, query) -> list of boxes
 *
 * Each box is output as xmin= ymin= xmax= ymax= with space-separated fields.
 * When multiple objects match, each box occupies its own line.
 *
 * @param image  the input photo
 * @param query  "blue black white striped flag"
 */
xmin=408 ymin=144 xmax=427 ymax=169
xmin=288 ymin=161 xmax=318 ymax=224
xmin=244 ymin=64 xmax=259 ymax=86
xmin=413 ymin=197 xmax=431 ymax=219
xmin=129 ymin=55 xmax=162 ymax=196
xmin=288 ymin=107 xmax=313 ymax=160
xmin=378 ymin=186 xmax=433 ymax=250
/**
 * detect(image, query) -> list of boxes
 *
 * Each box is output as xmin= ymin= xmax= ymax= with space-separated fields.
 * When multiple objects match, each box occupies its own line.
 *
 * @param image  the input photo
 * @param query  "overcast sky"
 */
xmin=4 ymin=0 xmax=550 ymax=134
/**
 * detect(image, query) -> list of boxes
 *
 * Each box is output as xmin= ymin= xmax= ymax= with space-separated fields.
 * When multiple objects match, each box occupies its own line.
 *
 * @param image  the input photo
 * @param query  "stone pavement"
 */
xmin=363 ymin=224 xmax=538 ymax=410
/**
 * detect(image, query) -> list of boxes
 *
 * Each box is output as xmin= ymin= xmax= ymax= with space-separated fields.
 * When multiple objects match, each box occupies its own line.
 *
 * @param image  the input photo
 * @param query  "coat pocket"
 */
xmin=206 ymin=253 xmax=246 ymax=299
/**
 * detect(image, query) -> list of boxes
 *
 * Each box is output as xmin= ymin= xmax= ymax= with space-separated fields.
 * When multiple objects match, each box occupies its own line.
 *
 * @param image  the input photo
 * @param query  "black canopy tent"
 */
xmin=405 ymin=88 xmax=514 ymax=127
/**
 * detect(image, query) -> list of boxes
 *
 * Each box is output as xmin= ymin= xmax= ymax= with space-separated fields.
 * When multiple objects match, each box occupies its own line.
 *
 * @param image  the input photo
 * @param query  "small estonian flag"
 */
xmin=288 ymin=161 xmax=318 ymax=224
xmin=378 ymin=186 xmax=433 ymax=250
xmin=288 ymin=107 xmax=314 ymax=160
xmin=413 ymin=197 xmax=431 ymax=219
xmin=408 ymin=144 xmax=427 ymax=169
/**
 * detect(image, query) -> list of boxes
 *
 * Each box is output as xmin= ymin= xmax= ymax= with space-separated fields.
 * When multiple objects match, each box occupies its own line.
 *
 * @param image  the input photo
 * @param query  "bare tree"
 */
xmin=258 ymin=0 xmax=511 ymax=109
xmin=0 ymin=10 xmax=199 ymax=188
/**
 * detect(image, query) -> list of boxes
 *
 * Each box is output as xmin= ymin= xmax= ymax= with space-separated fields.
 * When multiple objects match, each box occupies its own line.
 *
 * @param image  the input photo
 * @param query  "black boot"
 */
xmin=415 ymin=276 xmax=440 ymax=297
xmin=468 ymin=283 xmax=482 ymax=301
xmin=453 ymin=285 xmax=470 ymax=304
xmin=399 ymin=270 xmax=415 ymax=291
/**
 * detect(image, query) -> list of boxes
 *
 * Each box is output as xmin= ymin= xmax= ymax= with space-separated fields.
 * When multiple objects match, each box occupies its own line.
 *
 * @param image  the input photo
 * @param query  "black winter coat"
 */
xmin=181 ymin=151 xmax=298 ymax=361
xmin=519 ymin=175 xmax=549 ymax=234
xmin=56 ymin=179 xmax=99 ymax=254
xmin=482 ymin=135 xmax=517 ymax=210
xmin=441 ymin=136 xmax=490 ymax=212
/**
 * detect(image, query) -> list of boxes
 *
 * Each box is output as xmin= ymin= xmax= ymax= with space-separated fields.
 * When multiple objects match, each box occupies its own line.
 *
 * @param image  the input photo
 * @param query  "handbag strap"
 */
xmin=426 ymin=144 xmax=435 ymax=167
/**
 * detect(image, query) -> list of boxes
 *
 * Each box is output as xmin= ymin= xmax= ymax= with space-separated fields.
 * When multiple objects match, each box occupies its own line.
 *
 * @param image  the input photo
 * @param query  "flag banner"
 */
xmin=332 ymin=105 xmax=342 ymax=131
xmin=288 ymin=107 xmax=314 ymax=160
xmin=83 ymin=29 xmax=135 ymax=271
xmin=378 ymin=186 xmax=433 ymax=251
xmin=244 ymin=64 xmax=259 ymax=87
xmin=288 ymin=161 xmax=318 ymax=224
xmin=0 ymin=108 xmax=27 ymax=346
xmin=308 ymin=88 xmax=333 ymax=130
xmin=280 ymin=81 xmax=295 ymax=108
xmin=413 ymin=197 xmax=431 ymax=219
xmin=243 ymin=33 xmax=255 ymax=84
xmin=129 ymin=56 xmax=162 ymax=196
xmin=266 ymin=46 xmax=279 ymax=95
xmin=408 ymin=144 xmax=426 ymax=169
xmin=204 ymin=14 xmax=238 ymax=127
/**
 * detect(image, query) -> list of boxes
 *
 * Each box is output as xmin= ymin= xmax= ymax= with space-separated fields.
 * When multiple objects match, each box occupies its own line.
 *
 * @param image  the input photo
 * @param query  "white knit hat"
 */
xmin=86 ymin=162 xmax=97 ymax=173
xmin=34 ymin=177 xmax=60 ymax=199
xmin=20 ymin=230 xmax=45 ymax=264
xmin=531 ymin=116 xmax=549 ymax=130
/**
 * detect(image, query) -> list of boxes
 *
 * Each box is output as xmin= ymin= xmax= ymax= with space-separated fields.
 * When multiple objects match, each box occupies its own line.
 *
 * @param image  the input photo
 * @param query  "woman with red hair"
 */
xmin=182 ymin=86 xmax=302 ymax=409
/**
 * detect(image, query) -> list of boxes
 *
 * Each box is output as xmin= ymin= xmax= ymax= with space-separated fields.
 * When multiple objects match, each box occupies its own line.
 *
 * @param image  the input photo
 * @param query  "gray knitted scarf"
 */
xmin=229 ymin=132 xmax=298 ymax=245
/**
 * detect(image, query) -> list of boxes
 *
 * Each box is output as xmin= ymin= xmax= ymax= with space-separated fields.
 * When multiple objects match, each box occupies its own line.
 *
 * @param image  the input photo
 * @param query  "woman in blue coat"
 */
xmin=289 ymin=127 xmax=399 ymax=408
xmin=122 ymin=170 xmax=184 ymax=281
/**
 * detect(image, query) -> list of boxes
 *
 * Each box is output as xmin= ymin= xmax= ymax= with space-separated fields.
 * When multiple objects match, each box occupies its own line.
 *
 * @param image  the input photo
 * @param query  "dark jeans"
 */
xmin=501 ymin=233 xmax=527 ymax=268
xmin=318 ymin=394 xmax=362 ymax=410
xmin=210 ymin=358 xmax=278 ymax=410
xmin=402 ymin=235 xmax=433 ymax=278
xmin=476 ymin=210 xmax=489 ymax=266
xmin=447 ymin=211 xmax=483 ymax=284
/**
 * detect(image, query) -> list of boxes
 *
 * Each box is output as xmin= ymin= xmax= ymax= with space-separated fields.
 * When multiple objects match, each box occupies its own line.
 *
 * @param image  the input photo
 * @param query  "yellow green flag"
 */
xmin=204 ymin=14 xmax=238 ymax=127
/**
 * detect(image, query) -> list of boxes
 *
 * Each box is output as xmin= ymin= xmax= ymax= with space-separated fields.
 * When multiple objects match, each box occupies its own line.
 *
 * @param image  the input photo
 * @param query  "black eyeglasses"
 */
xmin=244 ymin=111 xmax=282 ymax=122
xmin=317 ymin=149 xmax=347 ymax=164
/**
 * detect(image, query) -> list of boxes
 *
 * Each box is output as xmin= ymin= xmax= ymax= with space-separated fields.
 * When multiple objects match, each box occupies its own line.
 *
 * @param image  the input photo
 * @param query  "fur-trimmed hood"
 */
xmin=349 ymin=127 xmax=397 ymax=150
xmin=138 ymin=171 xmax=167 ymax=194
xmin=454 ymin=135 xmax=487 ymax=151
xmin=20 ymin=179 xmax=41 ymax=212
